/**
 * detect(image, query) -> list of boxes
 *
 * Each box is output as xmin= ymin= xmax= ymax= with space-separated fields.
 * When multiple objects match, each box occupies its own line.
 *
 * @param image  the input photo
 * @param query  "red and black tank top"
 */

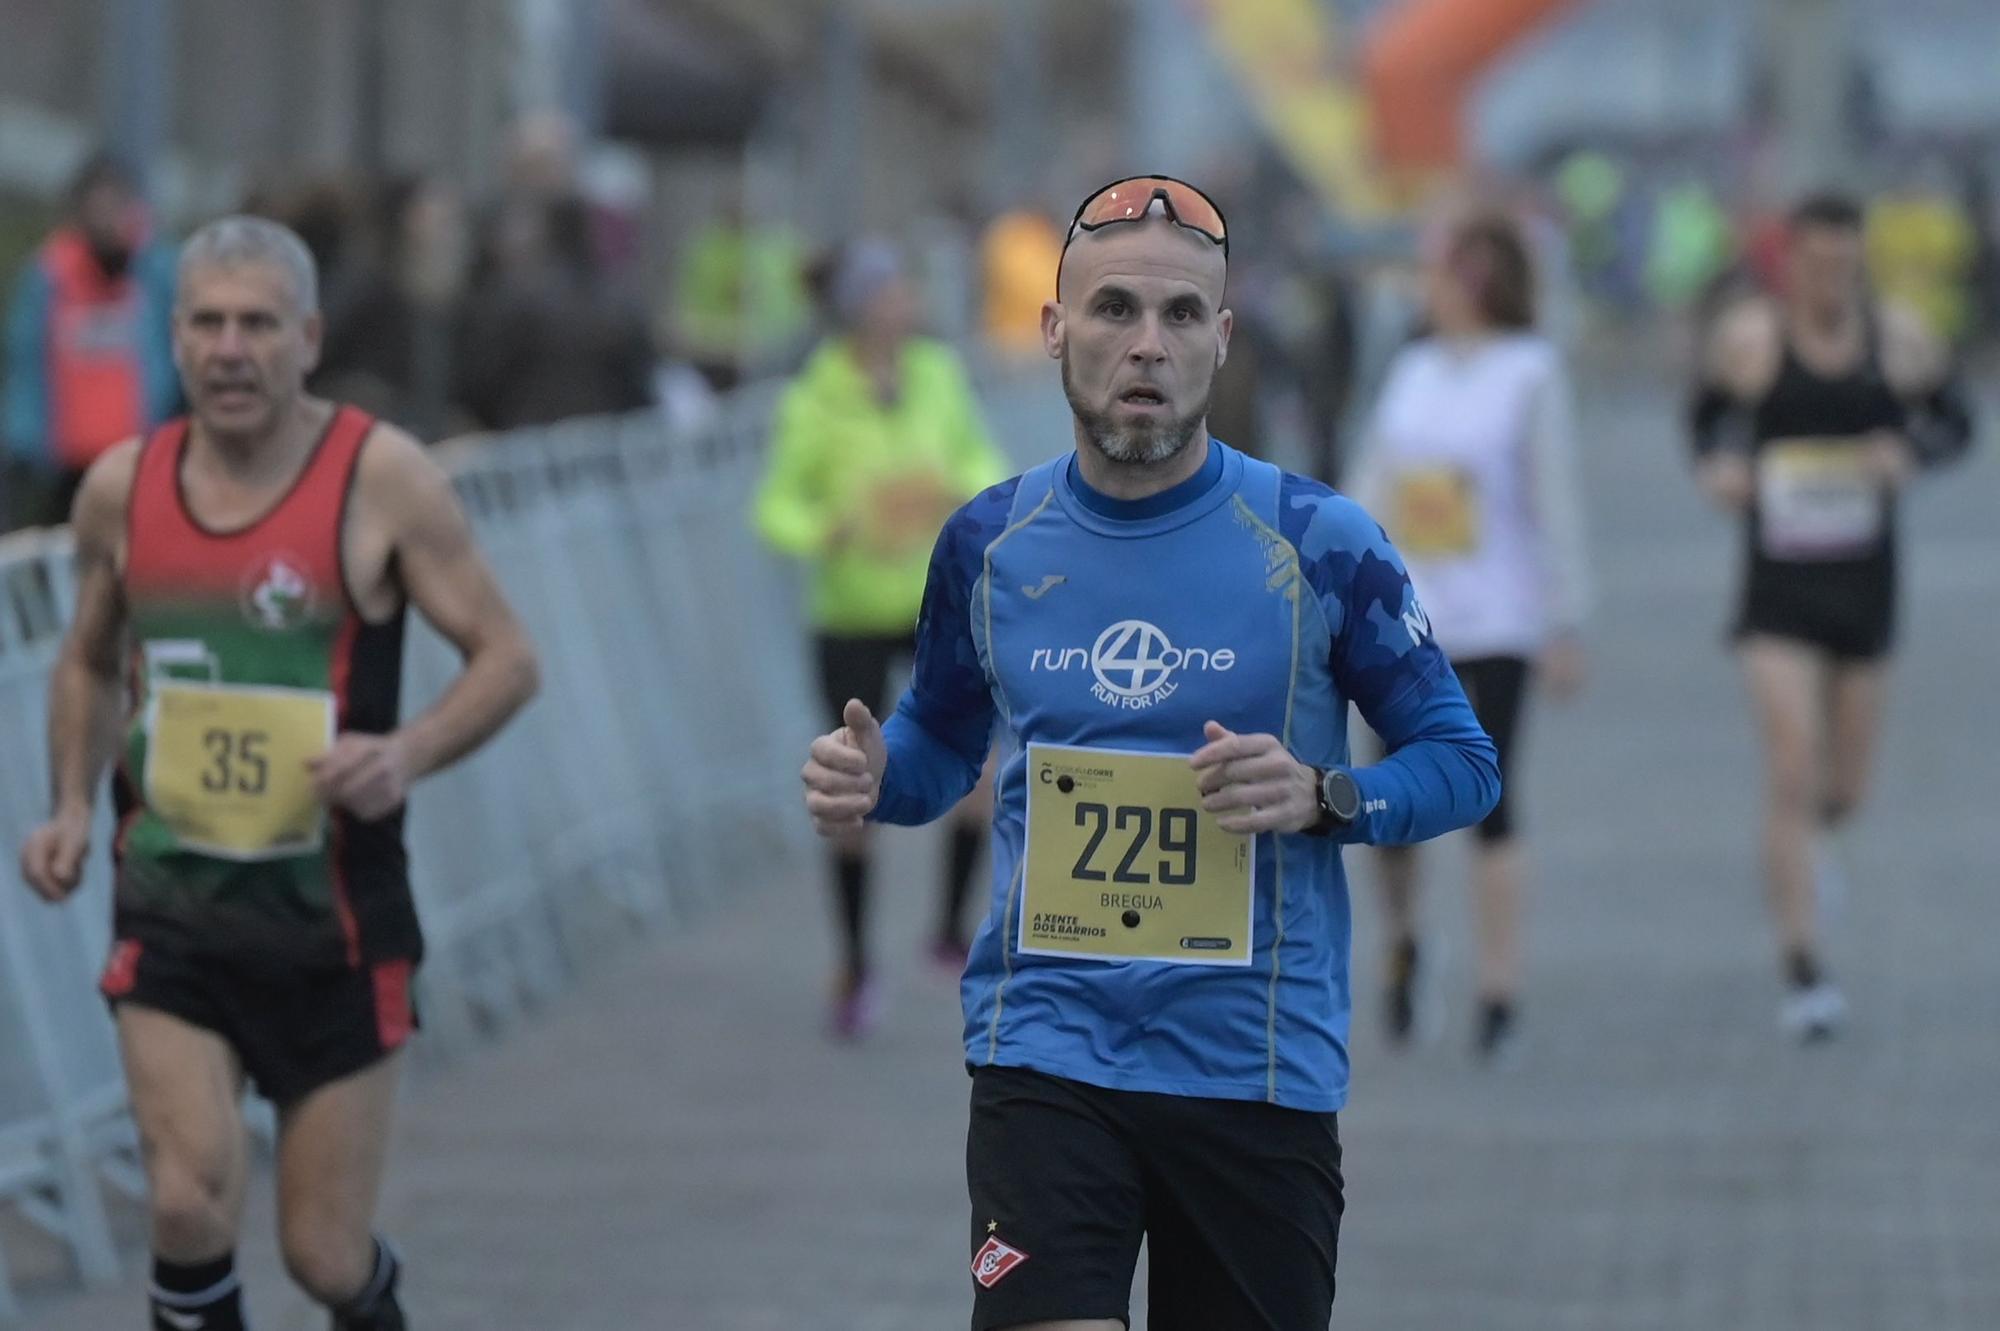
xmin=112 ymin=404 xmax=419 ymax=971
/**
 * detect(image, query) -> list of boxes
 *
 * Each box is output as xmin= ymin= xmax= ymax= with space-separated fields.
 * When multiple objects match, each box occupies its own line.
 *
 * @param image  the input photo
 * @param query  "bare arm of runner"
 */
xmin=1877 ymin=301 xmax=1975 ymax=476
xmin=309 ymin=430 xmax=539 ymax=820
xmin=20 ymin=441 xmax=140 ymax=901
xmin=1690 ymin=298 xmax=1782 ymax=512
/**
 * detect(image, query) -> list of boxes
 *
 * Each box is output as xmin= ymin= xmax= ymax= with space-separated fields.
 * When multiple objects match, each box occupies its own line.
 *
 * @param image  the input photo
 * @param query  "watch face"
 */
xmin=1324 ymin=770 xmax=1360 ymax=821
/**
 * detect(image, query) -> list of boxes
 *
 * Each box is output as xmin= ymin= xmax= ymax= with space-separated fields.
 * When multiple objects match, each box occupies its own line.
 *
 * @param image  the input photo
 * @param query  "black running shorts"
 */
xmin=1452 ymin=655 xmax=1531 ymax=843
xmin=101 ymin=934 xmax=416 ymax=1107
xmin=1734 ymin=557 xmax=1895 ymax=661
xmin=814 ymin=631 xmax=916 ymax=726
xmin=965 ymin=1064 xmax=1343 ymax=1331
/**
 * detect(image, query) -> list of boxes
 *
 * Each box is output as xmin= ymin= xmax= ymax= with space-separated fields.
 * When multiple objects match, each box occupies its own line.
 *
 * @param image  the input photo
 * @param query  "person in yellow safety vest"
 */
xmin=754 ymin=237 xmax=1009 ymax=1038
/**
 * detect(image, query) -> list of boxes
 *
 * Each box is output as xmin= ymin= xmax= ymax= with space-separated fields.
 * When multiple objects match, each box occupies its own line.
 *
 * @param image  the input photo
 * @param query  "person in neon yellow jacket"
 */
xmin=754 ymin=237 xmax=1008 ymax=1038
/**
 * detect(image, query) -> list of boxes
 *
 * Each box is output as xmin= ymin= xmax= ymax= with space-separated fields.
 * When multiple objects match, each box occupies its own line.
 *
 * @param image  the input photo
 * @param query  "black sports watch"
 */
xmin=1308 ymin=766 xmax=1361 ymax=835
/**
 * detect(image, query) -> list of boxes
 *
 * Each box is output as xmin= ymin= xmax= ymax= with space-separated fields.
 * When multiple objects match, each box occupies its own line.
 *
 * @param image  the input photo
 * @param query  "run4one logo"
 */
xmin=971 ymin=1235 xmax=1029 ymax=1289
xmin=241 ymin=554 xmax=316 ymax=632
xmin=1029 ymin=618 xmax=1237 ymax=710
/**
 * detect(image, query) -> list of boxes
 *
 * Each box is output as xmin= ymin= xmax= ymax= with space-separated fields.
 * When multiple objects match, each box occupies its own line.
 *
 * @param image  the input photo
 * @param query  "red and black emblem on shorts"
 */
xmin=971 ymin=1234 xmax=1029 ymax=1288
xmin=100 ymin=939 xmax=143 ymax=998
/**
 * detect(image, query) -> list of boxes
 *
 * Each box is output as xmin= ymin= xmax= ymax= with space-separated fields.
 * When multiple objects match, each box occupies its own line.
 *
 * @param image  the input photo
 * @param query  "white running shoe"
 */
xmin=1779 ymin=982 xmax=1848 ymax=1043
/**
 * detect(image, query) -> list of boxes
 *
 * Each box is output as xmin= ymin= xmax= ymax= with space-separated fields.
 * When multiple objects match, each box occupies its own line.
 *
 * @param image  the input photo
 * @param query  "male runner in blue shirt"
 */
xmin=799 ymin=175 xmax=1500 ymax=1331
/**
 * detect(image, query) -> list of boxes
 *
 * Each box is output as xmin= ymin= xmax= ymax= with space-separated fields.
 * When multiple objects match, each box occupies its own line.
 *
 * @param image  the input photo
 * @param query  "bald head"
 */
xmin=1056 ymin=213 xmax=1228 ymax=305
xmin=1044 ymin=215 xmax=1233 ymax=468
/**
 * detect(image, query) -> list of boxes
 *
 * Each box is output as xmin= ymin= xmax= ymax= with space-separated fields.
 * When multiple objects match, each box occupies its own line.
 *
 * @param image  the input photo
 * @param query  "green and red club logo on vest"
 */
xmin=239 ymin=552 xmax=318 ymax=632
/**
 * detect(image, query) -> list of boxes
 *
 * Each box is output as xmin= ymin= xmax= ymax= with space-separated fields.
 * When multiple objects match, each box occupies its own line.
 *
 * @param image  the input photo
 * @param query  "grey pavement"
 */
xmin=17 ymin=347 xmax=2000 ymax=1329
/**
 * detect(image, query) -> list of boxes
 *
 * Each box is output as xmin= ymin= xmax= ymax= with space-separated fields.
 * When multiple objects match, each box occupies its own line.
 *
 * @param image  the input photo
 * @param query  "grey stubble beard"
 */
xmin=1061 ymin=352 xmax=1207 ymax=468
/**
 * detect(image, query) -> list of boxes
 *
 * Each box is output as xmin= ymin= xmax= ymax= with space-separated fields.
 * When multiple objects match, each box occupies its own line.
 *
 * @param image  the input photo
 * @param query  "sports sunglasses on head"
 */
xmin=1064 ymin=175 xmax=1229 ymax=257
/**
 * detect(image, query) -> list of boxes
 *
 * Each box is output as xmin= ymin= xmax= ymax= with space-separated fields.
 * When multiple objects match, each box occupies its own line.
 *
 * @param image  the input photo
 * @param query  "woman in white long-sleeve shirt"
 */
xmin=1349 ymin=207 xmax=1591 ymax=1062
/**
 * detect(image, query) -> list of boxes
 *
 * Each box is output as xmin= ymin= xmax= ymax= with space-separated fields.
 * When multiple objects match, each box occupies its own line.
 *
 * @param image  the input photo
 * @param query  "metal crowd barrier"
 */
xmin=0 ymin=530 xmax=133 ymax=1316
xmin=0 ymin=381 xmax=829 ymax=1313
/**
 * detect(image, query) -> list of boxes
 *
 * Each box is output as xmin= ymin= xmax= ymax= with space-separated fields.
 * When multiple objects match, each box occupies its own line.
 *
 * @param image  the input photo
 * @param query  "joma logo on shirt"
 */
xmin=1029 ymin=619 xmax=1236 ymax=710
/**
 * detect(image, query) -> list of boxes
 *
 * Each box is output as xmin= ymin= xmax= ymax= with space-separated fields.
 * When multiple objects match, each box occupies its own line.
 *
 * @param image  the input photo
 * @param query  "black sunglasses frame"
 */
xmin=1064 ymin=175 xmax=1230 ymax=258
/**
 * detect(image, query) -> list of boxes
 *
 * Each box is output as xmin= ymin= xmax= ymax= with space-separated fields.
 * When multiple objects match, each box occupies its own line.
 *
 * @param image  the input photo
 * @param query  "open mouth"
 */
xmin=1119 ymin=387 xmax=1166 ymax=408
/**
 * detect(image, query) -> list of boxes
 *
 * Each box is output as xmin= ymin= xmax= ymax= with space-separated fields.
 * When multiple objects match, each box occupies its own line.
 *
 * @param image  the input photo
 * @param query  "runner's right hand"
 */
xmin=1696 ymin=453 xmax=1754 ymax=512
xmin=802 ymin=698 xmax=887 ymax=835
xmin=20 ymin=810 xmax=91 ymax=903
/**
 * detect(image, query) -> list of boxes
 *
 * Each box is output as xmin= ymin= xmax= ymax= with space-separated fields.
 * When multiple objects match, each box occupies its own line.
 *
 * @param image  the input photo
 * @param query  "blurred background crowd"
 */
xmin=5 ymin=0 xmax=1999 ymax=532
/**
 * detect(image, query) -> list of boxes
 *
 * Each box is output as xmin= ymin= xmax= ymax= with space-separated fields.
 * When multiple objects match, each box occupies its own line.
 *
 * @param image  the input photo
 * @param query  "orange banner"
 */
xmin=1362 ymin=0 xmax=1582 ymax=173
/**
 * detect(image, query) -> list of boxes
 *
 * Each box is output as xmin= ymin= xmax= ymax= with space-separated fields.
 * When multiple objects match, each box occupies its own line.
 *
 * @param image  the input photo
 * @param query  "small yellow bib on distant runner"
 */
xmin=145 ymin=682 xmax=335 ymax=861
xmin=1390 ymin=465 xmax=1479 ymax=559
xmin=1021 ymin=743 xmax=1254 ymax=966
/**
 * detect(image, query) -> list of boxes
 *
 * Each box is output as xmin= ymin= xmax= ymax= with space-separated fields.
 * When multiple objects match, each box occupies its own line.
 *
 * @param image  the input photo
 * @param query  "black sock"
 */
xmin=151 ymin=1252 xmax=246 ymax=1331
xmin=1785 ymin=948 xmax=1822 ymax=990
xmin=1388 ymin=935 xmax=1419 ymax=982
xmin=833 ymin=853 xmax=869 ymax=979
xmin=1474 ymin=997 xmax=1516 ymax=1056
xmin=331 ymin=1237 xmax=405 ymax=1330
xmin=938 ymin=825 xmax=983 ymax=947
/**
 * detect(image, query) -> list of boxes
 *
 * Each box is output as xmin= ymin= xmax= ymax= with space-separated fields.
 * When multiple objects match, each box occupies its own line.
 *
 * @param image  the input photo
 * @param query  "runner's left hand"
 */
xmin=309 ymin=733 xmax=412 ymax=821
xmin=1190 ymin=722 xmax=1318 ymax=835
xmin=1539 ymin=632 xmax=1587 ymax=701
xmin=1867 ymin=430 xmax=1915 ymax=489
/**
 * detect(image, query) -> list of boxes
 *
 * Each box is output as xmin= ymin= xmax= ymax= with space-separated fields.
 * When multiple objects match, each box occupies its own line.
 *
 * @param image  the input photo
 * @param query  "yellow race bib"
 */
xmin=145 ymin=682 xmax=335 ymax=861
xmin=1390 ymin=466 xmax=1479 ymax=559
xmin=1020 ymin=743 xmax=1254 ymax=966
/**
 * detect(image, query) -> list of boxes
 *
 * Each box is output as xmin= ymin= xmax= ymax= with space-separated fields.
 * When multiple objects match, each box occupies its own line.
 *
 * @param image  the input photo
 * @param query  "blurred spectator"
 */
xmin=313 ymin=174 xmax=472 ymax=440
xmin=4 ymin=152 xmax=179 ymax=529
xmin=507 ymin=108 xmax=578 ymax=198
xmin=1271 ymin=192 xmax=1360 ymax=484
xmin=266 ymin=179 xmax=366 ymax=285
xmin=907 ymin=188 xmax=981 ymax=347
xmin=979 ymin=206 xmax=1065 ymax=358
xmin=1510 ymin=176 xmax=1582 ymax=353
xmin=475 ymin=109 xmax=641 ymax=282
xmin=1964 ymin=153 xmax=2000 ymax=342
xmin=1553 ymin=148 xmax=1627 ymax=309
xmin=453 ymin=193 xmax=655 ymax=430
xmin=1646 ymin=177 xmax=1736 ymax=314
xmin=751 ymin=237 xmax=1008 ymax=1036
xmin=1206 ymin=181 xmax=1357 ymax=480
xmin=1347 ymin=203 xmax=1590 ymax=1062
xmin=1204 ymin=281 xmax=1270 ymax=460
xmin=669 ymin=196 xmax=812 ymax=392
xmin=1867 ymin=157 xmax=1979 ymax=346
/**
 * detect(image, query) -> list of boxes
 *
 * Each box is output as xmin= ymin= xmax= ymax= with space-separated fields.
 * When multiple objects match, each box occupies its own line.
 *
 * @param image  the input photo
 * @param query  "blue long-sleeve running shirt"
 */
xmin=872 ymin=440 xmax=1499 ymax=1110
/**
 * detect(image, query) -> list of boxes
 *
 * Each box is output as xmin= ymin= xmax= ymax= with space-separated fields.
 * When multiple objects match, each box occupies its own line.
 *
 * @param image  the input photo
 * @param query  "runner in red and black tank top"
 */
xmin=115 ymin=403 xmax=418 ymax=971
xmin=1737 ymin=316 xmax=1906 ymax=659
xmin=22 ymin=217 xmax=538 ymax=1331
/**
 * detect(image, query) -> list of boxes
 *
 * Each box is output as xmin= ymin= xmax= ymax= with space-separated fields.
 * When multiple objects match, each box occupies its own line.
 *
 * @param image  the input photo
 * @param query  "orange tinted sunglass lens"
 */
xmin=1079 ymin=178 xmax=1225 ymax=242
